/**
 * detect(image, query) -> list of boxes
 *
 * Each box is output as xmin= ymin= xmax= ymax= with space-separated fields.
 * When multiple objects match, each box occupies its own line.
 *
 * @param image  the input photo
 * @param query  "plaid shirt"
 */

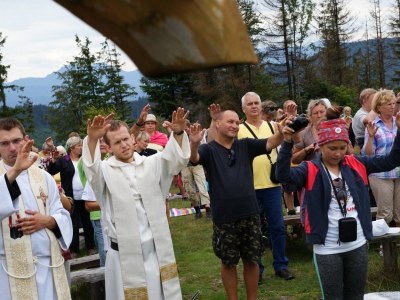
xmin=362 ymin=116 xmax=399 ymax=179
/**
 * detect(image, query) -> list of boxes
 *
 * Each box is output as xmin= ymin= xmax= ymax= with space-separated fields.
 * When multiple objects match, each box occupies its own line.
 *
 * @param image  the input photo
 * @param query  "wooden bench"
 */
xmin=369 ymin=233 xmax=400 ymax=270
xmin=69 ymin=254 xmax=104 ymax=300
xmin=283 ymin=207 xmax=400 ymax=270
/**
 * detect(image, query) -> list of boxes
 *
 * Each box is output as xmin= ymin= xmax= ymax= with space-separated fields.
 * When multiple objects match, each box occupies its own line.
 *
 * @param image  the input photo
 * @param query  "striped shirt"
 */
xmin=362 ymin=116 xmax=399 ymax=179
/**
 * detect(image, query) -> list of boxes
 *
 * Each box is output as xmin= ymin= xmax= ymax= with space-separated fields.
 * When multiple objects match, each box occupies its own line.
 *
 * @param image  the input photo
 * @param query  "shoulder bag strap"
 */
xmin=243 ymin=121 xmax=274 ymax=165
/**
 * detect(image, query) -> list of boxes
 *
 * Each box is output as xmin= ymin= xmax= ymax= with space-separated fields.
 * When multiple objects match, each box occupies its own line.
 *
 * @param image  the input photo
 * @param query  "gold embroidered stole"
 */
xmin=0 ymin=163 xmax=70 ymax=300
xmin=106 ymin=160 xmax=182 ymax=300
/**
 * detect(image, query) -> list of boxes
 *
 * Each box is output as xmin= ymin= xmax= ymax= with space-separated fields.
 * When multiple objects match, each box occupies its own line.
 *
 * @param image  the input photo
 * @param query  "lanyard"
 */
xmin=322 ymin=163 xmax=347 ymax=217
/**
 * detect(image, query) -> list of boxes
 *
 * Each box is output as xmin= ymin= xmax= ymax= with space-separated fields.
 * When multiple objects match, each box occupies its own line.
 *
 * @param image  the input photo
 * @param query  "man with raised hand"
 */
xmin=189 ymin=110 xmax=284 ymax=300
xmin=82 ymin=108 xmax=190 ymax=300
xmin=238 ymin=92 xmax=294 ymax=283
xmin=0 ymin=117 xmax=72 ymax=300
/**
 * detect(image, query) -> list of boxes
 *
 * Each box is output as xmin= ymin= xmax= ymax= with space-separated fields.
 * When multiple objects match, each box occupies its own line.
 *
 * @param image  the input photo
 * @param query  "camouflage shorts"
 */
xmin=212 ymin=214 xmax=263 ymax=267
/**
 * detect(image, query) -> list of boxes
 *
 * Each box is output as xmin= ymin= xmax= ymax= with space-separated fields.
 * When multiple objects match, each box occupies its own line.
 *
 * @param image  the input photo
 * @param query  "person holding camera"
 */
xmin=276 ymin=114 xmax=400 ymax=300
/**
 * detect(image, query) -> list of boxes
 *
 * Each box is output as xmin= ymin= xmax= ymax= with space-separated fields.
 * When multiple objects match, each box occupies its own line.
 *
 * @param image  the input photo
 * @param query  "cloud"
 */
xmin=1 ymin=0 xmax=136 ymax=82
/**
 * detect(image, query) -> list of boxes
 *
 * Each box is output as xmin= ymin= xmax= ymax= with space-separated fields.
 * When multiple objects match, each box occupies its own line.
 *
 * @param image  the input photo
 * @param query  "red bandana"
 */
xmin=318 ymin=119 xmax=349 ymax=146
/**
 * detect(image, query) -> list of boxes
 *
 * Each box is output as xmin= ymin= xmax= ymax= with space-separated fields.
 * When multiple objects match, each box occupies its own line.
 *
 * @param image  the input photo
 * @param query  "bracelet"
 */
xmin=135 ymin=122 xmax=144 ymax=127
xmin=174 ymin=130 xmax=184 ymax=136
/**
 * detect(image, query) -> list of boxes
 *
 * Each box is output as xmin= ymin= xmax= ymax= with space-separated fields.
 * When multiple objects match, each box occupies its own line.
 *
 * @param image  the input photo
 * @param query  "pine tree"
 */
xmin=99 ymin=40 xmax=137 ymax=122
xmin=316 ymin=0 xmax=357 ymax=86
xmin=0 ymin=32 xmax=24 ymax=117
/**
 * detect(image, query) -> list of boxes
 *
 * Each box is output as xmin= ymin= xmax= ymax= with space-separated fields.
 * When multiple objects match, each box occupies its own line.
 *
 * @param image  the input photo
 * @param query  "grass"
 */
xmin=71 ymin=196 xmax=400 ymax=299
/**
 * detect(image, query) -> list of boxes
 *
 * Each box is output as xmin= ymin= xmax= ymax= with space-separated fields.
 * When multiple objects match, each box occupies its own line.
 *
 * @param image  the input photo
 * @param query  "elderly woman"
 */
xmin=48 ymin=136 xmax=95 ymax=258
xmin=292 ymin=99 xmax=328 ymax=164
xmin=362 ymin=90 xmax=400 ymax=229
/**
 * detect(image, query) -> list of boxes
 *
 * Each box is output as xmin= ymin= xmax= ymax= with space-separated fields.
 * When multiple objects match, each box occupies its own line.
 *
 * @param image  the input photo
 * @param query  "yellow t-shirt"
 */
xmin=238 ymin=121 xmax=279 ymax=189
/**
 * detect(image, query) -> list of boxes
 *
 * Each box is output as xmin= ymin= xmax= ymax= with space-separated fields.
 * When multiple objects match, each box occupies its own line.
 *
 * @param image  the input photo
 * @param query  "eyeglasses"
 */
xmin=0 ymin=138 xmax=24 ymax=148
xmin=265 ymin=106 xmax=278 ymax=111
xmin=332 ymin=178 xmax=347 ymax=202
xmin=228 ymin=149 xmax=236 ymax=167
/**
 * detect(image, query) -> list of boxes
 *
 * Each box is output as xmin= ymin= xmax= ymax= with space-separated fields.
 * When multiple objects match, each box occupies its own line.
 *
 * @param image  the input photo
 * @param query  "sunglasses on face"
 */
xmin=228 ymin=149 xmax=236 ymax=167
xmin=332 ymin=178 xmax=347 ymax=202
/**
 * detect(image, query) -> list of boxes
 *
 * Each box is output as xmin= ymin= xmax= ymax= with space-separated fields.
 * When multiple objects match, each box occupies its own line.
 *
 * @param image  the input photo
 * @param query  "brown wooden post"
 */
xmin=382 ymin=242 xmax=398 ymax=270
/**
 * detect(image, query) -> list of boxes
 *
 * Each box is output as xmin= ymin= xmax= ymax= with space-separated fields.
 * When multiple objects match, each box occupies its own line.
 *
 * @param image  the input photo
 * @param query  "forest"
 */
xmin=1 ymin=0 xmax=400 ymax=143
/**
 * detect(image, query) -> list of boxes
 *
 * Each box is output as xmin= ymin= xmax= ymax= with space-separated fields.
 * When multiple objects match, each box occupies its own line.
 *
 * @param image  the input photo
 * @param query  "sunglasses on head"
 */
xmin=332 ymin=178 xmax=347 ymax=202
xmin=265 ymin=106 xmax=278 ymax=111
xmin=228 ymin=149 xmax=236 ymax=167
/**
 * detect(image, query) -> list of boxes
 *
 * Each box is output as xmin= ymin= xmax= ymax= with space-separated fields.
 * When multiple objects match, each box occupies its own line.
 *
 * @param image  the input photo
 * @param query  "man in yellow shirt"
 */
xmin=238 ymin=92 xmax=295 ymax=283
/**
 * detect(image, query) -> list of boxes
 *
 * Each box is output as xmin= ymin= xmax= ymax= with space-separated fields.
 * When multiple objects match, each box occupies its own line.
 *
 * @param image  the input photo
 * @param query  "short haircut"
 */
xmin=283 ymin=100 xmax=295 ymax=110
xmin=241 ymin=92 xmax=261 ymax=107
xmin=103 ymin=120 xmax=131 ymax=145
xmin=217 ymin=110 xmax=238 ymax=120
xmin=372 ymin=90 xmax=395 ymax=114
xmin=307 ymin=99 xmax=328 ymax=115
xmin=136 ymin=131 xmax=150 ymax=142
xmin=0 ymin=118 xmax=25 ymax=137
xmin=343 ymin=106 xmax=351 ymax=113
xmin=42 ymin=142 xmax=51 ymax=150
xmin=261 ymin=100 xmax=278 ymax=118
xmin=185 ymin=119 xmax=191 ymax=127
xmin=68 ymin=132 xmax=80 ymax=139
xmin=359 ymin=88 xmax=377 ymax=105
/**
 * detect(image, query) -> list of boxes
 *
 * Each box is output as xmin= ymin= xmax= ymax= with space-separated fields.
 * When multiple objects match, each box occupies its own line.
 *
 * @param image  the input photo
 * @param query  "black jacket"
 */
xmin=47 ymin=154 xmax=76 ymax=199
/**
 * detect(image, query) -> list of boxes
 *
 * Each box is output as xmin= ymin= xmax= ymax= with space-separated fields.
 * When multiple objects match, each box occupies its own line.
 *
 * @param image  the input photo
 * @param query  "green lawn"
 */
xmin=71 ymin=197 xmax=400 ymax=299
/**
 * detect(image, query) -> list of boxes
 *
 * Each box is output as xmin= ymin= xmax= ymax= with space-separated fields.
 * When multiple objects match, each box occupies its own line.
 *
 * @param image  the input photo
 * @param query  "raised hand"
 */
xmin=164 ymin=107 xmax=189 ymax=133
xmin=189 ymin=123 xmax=206 ymax=143
xmin=366 ymin=120 xmax=379 ymax=137
xmin=45 ymin=137 xmax=55 ymax=149
xmin=285 ymin=103 xmax=298 ymax=117
xmin=87 ymin=114 xmax=114 ymax=141
xmin=14 ymin=139 xmax=37 ymax=172
xmin=137 ymin=104 xmax=151 ymax=124
xmin=208 ymin=103 xmax=220 ymax=121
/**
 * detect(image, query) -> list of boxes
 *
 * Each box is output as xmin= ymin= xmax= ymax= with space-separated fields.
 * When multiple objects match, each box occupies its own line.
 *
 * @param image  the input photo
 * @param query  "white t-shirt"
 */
xmin=352 ymin=108 xmax=369 ymax=139
xmin=72 ymin=161 xmax=84 ymax=200
xmin=313 ymin=170 xmax=366 ymax=255
xmin=82 ymin=183 xmax=109 ymax=252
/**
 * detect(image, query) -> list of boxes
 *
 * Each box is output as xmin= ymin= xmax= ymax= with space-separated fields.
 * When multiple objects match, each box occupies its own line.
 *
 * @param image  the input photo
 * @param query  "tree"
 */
xmin=0 ymin=32 xmax=24 ymax=117
xmin=316 ymin=0 xmax=358 ymax=86
xmin=48 ymin=36 xmax=136 ymax=139
xmin=389 ymin=0 xmax=400 ymax=87
xmin=370 ymin=0 xmax=386 ymax=88
xmin=18 ymin=95 xmax=35 ymax=137
xmin=140 ymin=74 xmax=195 ymax=120
xmin=99 ymin=40 xmax=137 ymax=121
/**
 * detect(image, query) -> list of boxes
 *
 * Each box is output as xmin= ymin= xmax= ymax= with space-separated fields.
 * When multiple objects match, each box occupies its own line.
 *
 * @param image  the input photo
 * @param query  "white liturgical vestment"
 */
xmin=0 ymin=163 xmax=73 ymax=300
xmin=82 ymin=132 xmax=190 ymax=300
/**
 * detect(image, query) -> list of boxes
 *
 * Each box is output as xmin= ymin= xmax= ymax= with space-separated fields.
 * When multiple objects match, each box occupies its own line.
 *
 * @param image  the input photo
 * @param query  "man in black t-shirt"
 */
xmin=189 ymin=110 xmax=284 ymax=300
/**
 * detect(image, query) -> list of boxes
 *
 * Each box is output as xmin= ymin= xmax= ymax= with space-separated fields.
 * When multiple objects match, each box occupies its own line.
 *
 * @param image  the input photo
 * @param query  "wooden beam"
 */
xmin=71 ymin=267 xmax=105 ymax=286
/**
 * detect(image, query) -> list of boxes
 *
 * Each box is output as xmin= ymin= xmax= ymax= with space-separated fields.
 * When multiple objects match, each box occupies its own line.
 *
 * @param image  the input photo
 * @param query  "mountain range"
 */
xmin=5 ymin=67 xmax=145 ymax=107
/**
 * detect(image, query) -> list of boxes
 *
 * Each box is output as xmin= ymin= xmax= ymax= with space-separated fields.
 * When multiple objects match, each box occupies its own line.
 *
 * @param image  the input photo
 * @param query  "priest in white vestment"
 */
xmin=0 ymin=117 xmax=73 ymax=300
xmin=82 ymin=108 xmax=190 ymax=300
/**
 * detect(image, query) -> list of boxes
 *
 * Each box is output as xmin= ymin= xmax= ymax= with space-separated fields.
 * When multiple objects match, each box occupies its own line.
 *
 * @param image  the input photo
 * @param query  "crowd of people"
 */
xmin=1 ymin=87 xmax=400 ymax=300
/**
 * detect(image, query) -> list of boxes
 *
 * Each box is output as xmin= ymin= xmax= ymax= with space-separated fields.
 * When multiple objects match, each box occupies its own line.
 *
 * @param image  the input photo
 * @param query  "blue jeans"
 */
xmin=256 ymin=187 xmax=289 ymax=274
xmin=91 ymin=219 xmax=106 ymax=267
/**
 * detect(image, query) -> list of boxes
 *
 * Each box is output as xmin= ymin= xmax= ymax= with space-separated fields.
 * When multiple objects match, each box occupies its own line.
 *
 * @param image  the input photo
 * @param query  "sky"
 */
xmin=0 ymin=0 xmax=393 ymax=82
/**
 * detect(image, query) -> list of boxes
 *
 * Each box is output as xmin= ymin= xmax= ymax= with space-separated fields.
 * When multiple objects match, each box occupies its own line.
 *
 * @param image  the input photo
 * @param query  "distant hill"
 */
xmin=4 ymin=67 xmax=145 ymax=107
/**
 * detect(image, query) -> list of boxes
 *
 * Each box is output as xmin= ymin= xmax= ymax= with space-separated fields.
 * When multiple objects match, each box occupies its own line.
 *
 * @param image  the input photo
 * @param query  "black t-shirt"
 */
xmin=197 ymin=138 xmax=268 ymax=223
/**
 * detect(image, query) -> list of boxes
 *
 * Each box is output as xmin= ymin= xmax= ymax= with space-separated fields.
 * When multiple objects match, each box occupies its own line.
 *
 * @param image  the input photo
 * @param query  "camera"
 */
xmin=288 ymin=114 xmax=309 ymax=133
